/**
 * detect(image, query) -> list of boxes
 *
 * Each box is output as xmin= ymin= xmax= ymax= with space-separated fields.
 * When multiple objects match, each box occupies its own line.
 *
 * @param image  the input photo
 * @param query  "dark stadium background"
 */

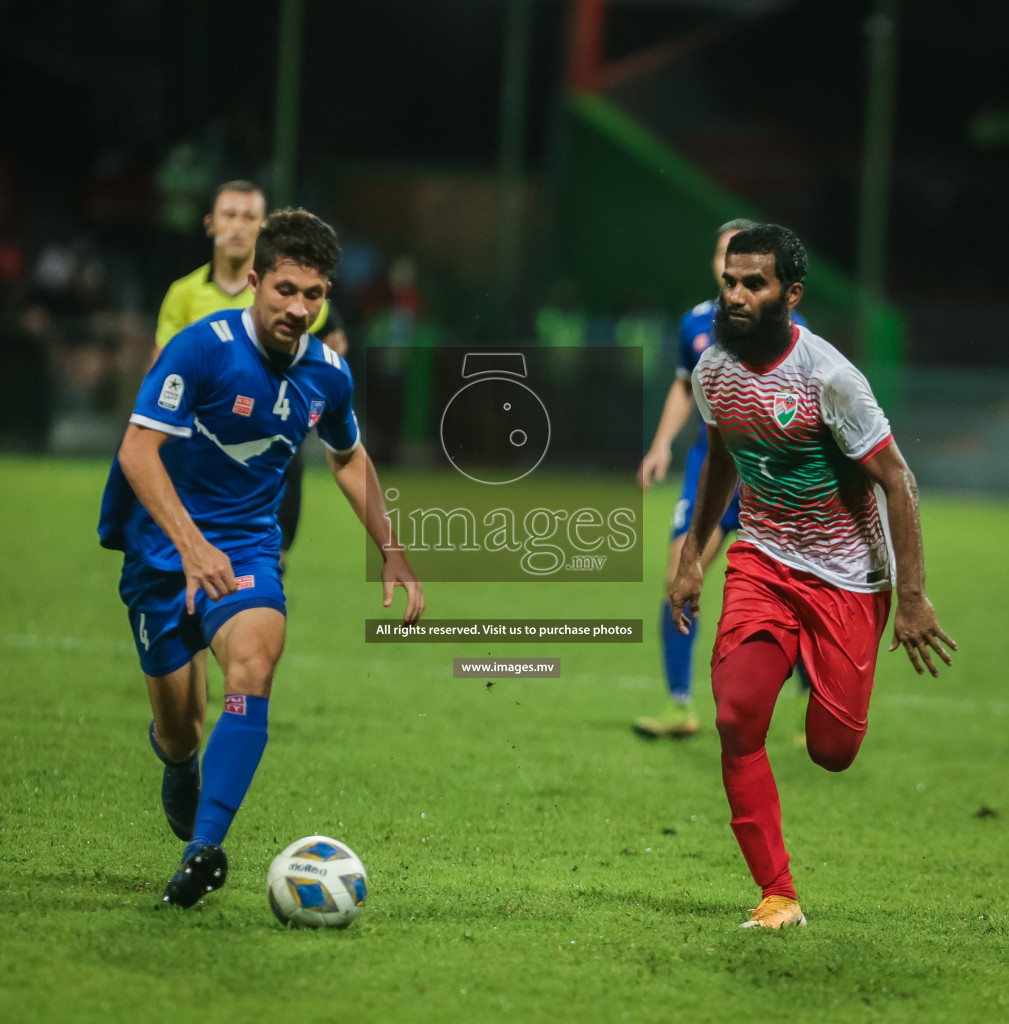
xmin=2 ymin=0 xmax=1007 ymax=488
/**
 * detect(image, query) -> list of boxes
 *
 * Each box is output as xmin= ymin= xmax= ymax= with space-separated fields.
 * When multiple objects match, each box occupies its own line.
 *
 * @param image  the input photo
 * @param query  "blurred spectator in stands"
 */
xmin=31 ymin=235 xmax=111 ymax=318
xmin=31 ymin=235 xmax=80 ymax=317
xmin=82 ymin=149 xmax=155 ymax=312
xmin=0 ymin=231 xmax=24 ymax=312
xmin=0 ymin=304 xmax=54 ymax=450
xmin=362 ymin=255 xmax=428 ymax=468
xmin=334 ymin=226 xmax=382 ymax=329
xmin=365 ymin=254 xmax=423 ymax=347
xmin=29 ymin=233 xmax=118 ymax=415
xmin=154 ymin=141 xmax=213 ymax=283
xmin=613 ymin=288 xmax=677 ymax=381
xmin=387 ymin=255 xmax=422 ymax=343
xmin=535 ymin=279 xmax=588 ymax=348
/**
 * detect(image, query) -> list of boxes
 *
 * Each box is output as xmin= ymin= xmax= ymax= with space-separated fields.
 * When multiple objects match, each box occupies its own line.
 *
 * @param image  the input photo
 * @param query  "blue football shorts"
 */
xmin=118 ymin=555 xmax=286 ymax=677
xmin=670 ymin=440 xmax=742 ymax=541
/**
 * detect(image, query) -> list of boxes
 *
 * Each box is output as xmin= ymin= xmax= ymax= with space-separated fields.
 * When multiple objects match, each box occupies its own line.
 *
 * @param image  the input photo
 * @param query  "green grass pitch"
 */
xmin=1 ymin=455 xmax=1007 ymax=1024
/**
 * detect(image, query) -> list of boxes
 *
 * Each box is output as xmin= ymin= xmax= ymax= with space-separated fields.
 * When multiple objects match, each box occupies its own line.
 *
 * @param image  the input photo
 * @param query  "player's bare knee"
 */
xmin=224 ymin=653 xmax=276 ymax=697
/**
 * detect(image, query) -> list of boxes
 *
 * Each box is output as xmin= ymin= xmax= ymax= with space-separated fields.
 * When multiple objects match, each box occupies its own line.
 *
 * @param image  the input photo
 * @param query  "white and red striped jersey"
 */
xmin=692 ymin=322 xmax=894 ymax=593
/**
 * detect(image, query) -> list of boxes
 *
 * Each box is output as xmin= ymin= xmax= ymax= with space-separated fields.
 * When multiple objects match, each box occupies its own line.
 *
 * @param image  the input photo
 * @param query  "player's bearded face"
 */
xmin=713 ymin=287 xmax=792 ymax=365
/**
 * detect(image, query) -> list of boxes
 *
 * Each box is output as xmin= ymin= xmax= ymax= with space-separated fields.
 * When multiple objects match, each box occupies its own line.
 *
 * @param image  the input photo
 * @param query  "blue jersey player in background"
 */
xmin=634 ymin=220 xmax=808 ymax=740
xmin=99 ymin=208 xmax=424 ymax=908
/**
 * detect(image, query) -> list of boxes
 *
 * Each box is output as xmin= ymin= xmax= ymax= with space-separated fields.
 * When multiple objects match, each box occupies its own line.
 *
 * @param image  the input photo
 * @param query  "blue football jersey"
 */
xmin=99 ymin=307 xmax=359 ymax=570
xmin=678 ymin=299 xmax=807 ymax=448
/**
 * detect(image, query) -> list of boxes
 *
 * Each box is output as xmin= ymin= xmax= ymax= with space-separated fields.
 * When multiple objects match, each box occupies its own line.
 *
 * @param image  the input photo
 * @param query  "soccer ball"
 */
xmin=266 ymin=835 xmax=368 ymax=929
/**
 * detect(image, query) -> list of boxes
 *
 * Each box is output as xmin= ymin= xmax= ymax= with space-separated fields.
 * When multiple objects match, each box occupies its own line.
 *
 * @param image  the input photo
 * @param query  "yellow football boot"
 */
xmin=740 ymin=895 xmax=808 ymax=929
xmin=632 ymin=703 xmax=699 ymax=739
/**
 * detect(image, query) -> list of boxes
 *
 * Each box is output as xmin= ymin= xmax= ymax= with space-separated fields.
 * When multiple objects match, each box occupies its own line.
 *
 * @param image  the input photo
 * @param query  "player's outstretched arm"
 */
xmin=117 ymin=423 xmax=236 ymax=612
xmin=327 ymin=445 xmax=425 ymax=624
xmin=667 ymin=426 xmax=738 ymax=633
xmin=863 ymin=441 xmax=956 ymax=676
xmin=638 ymin=378 xmax=694 ymax=491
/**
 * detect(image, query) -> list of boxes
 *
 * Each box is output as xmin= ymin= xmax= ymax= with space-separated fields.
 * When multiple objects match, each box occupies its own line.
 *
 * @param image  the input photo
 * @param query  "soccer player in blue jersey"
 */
xmin=153 ymin=180 xmax=348 ymax=572
xmin=99 ymin=208 xmax=423 ymax=908
xmin=634 ymin=220 xmax=810 ymax=739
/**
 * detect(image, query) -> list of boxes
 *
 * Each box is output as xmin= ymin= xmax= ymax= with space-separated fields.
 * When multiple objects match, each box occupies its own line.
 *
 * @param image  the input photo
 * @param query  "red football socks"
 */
xmin=713 ymin=637 xmax=797 ymax=900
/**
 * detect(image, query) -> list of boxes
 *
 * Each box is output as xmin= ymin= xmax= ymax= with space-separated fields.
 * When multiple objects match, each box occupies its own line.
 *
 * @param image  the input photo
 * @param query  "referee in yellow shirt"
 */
xmin=154 ymin=180 xmax=347 ymax=568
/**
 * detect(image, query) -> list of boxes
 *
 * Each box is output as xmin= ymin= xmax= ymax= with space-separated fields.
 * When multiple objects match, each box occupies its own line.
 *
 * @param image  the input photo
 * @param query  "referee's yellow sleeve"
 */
xmin=155 ymin=281 xmax=188 ymax=349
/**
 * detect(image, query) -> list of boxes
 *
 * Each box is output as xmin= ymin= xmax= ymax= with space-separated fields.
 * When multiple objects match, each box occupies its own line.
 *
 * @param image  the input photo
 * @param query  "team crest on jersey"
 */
xmin=158 ymin=374 xmax=184 ymax=411
xmin=693 ymin=332 xmax=710 ymax=354
xmin=773 ymin=390 xmax=798 ymax=427
xmin=233 ymin=395 xmax=255 ymax=416
xmin=308 ymin=400 xmax=325 ymax=428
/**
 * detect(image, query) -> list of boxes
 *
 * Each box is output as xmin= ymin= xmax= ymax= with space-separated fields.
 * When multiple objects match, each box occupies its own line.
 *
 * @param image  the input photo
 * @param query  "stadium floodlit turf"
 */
xmin=1 ymin=456 xmax=1006 ymax=1024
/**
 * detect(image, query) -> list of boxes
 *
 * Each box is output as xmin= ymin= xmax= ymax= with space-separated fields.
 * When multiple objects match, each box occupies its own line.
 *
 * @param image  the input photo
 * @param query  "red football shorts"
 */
xmin=713 ymin=542 xmax=892 ymax=732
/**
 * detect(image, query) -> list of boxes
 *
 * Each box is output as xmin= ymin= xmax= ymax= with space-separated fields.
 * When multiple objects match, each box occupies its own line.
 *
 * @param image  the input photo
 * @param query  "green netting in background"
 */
xmin=552 ymin=93 xmax=904 ymax=410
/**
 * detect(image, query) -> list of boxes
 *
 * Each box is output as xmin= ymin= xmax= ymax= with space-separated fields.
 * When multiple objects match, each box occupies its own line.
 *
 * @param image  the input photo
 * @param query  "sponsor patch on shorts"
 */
xmin=224 ymin=694 xmax=247 ymax=715
xmin=235 ymin=574 xmax=255 ymax=590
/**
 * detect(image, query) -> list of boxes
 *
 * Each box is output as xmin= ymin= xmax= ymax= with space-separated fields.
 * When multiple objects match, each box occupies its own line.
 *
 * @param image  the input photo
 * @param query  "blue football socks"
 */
xmin=184 ymin=694 xmax=269 ymax=859
xmin=149 ymin=721 xmax=201 ymax=842
xmin=660 ymin=600 xmax=696 ymax=702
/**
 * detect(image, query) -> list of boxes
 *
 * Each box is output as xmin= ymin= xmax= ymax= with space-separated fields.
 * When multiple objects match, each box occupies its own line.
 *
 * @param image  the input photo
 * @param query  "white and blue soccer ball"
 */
xmin=267 ymin=836 xmax=367 ymax=929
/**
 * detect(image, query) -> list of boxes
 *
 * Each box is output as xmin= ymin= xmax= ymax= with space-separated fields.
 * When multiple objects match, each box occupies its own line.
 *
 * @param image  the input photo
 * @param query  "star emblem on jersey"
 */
xmin=773 ymin=390 xmax=798 ymax=427
xmin=158 ymin=374 xmax=185 ymax=411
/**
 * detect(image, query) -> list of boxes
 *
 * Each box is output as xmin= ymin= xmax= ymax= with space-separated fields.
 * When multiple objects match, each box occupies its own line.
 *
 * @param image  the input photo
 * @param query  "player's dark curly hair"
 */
xmin=253 ymin=208 xmax=341 ymax=278
xmin=725 ymin=223 xmax=807 ymax=288
xmin=716 ymin=217 xmax=757 ymax=236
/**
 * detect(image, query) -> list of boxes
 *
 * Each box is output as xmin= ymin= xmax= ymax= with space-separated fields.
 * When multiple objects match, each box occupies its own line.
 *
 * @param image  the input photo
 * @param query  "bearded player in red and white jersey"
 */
xmin=669 ymin=223 xmax=956 ymax=929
